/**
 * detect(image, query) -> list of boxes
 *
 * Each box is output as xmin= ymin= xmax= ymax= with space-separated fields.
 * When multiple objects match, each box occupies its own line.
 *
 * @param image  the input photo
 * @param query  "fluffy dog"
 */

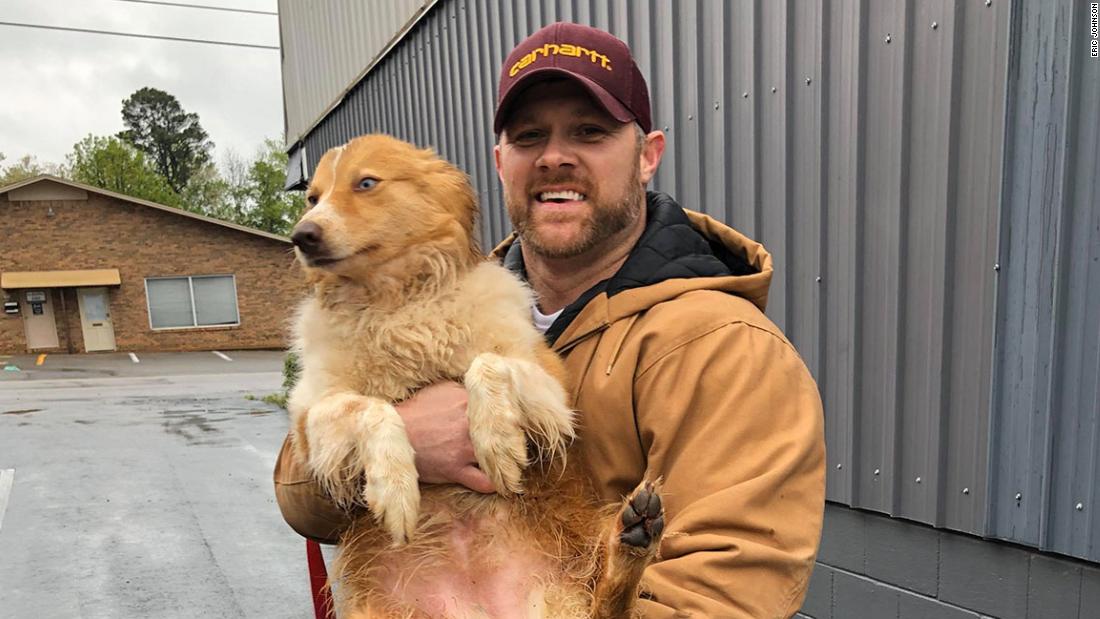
xmin=287 ymin=134 xmax=664 ymax=618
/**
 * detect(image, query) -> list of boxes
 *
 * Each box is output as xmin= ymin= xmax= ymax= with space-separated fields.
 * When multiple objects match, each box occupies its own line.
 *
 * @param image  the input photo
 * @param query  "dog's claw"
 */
xmin=479 ymin=443 xmax=527 ymax=495
xmin=619 ymin=480 xmax=664 ymax=552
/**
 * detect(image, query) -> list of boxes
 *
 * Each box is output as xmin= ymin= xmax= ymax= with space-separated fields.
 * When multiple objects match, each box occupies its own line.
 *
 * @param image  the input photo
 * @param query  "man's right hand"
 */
xmin=395 ymin=381 xmax=496 ymax=494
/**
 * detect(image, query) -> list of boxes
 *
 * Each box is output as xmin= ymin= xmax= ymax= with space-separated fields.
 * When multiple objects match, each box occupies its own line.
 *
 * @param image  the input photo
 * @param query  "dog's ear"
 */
xmin=418 ymin=152 xmax=478 ymax=232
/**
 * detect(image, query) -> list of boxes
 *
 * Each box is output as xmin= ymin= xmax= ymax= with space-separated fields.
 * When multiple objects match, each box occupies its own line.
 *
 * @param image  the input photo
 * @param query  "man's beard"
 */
xmin=506 ymin=162 xmax=644 ymax=260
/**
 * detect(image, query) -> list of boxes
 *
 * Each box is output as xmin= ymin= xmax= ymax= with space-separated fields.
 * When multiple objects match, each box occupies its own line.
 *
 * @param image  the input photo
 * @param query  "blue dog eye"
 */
xmin=358 ymin=177 xmax=378 ymax=190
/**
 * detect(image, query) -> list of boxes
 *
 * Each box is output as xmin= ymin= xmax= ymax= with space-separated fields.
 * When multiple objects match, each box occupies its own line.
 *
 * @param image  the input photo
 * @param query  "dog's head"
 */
xmin=291 ymin=134 xmax=479 ymax=286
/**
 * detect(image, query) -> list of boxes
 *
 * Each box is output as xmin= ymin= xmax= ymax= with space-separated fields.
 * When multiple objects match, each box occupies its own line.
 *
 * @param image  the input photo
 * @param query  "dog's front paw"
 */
xmin=358 ymin=410 xmax=420 ymax=545
xmin=301 ymin=393 xmax=370 ymax=508
xmin=465 ymin=354 xmax=529 ymax=495
xmin=301 ymin=393 xmax=420 ymax=544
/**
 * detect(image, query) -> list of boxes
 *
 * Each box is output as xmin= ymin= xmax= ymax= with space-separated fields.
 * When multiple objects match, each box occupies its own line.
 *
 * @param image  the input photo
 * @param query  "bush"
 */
xmin=282 ymin=351 xmax=300 ymax=393
xmin=259 ymin=351 xmax=298 ymax=410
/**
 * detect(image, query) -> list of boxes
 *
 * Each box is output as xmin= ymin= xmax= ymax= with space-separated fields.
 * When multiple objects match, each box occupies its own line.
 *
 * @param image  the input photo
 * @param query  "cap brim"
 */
xmin=494 ymin=67 xmax=635 ymax=134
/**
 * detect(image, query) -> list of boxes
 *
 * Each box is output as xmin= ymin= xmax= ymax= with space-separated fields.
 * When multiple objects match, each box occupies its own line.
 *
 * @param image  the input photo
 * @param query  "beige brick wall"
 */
xmin=0 ymin=190 xmax=306 ymax=354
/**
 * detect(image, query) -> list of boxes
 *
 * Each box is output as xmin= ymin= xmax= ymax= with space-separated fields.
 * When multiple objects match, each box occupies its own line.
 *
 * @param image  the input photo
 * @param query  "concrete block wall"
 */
xmin=799 ymin=504 xmax=1100 ymax=619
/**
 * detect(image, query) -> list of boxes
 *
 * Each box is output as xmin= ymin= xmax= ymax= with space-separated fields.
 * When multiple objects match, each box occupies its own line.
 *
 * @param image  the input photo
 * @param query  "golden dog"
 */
xmin=287 ymin=134 xmax=664 ymax=618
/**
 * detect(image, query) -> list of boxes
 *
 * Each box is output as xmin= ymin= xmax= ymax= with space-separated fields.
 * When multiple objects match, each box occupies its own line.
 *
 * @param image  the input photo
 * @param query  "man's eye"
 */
xmin=512 ymin=130 xmax=542 ymax=144
xmin=578 ymin=125 xmax=607 ymax=138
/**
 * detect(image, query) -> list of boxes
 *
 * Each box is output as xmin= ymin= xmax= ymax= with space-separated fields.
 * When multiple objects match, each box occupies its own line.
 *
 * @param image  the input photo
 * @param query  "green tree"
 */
xmin=118 ymin=87 xmax=213 ymax=193
xmin=239 ymin=139 xmax=302 ymax=235
xmin=0 ymin=153 xmax=63 ymax=186
xmin=67 ymin=135 xmax=181 ymax=207
xmin=179 ymin=162 xmax=231 ymax=218
xmin=213 ymin=139 xmax=302 ymax=235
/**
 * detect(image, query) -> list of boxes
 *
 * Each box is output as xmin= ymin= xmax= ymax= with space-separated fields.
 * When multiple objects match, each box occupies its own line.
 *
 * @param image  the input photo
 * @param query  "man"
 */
xmin=275 ymin=22 xmax=825 ymax=618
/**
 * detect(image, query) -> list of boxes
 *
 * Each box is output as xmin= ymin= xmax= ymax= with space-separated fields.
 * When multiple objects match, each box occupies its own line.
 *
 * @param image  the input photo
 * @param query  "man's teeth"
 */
xmin=538 ymin=190 xmax=585 ymax=202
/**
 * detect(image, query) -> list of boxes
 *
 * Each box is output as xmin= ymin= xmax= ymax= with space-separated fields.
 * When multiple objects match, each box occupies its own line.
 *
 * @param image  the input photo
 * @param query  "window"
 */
xmin=145 ymin=275 xmax=239 ymax=329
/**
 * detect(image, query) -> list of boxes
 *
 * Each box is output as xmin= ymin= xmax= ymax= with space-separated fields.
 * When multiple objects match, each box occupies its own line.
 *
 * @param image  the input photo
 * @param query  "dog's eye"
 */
xmin=357 ymin=177 xmax=379 ymax=191
xmin=306 ymin=195 xmax=319 ymax=206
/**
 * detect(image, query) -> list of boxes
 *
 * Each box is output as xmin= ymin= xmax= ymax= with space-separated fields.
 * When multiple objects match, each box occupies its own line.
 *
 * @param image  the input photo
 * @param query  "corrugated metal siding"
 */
xmin=990 ymin=0 xmax=1100 ymax=561
xmin=278 ymin=0 xmax=437 ymax=144
xmin=280 ymin=0 xmax=1099 ymax=564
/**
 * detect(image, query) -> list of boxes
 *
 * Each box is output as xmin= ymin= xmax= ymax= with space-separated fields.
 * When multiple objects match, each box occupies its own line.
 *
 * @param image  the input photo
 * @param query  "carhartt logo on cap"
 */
xmin=508 ymin=43 xmax=613 ymax=77
xmin=494 ymin=22 xmax=652 ymax=134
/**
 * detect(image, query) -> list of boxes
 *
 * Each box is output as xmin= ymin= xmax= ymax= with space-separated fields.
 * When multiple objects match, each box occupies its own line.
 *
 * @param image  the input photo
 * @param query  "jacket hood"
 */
xmin=491 ymin=191 xmax=773 ymax=349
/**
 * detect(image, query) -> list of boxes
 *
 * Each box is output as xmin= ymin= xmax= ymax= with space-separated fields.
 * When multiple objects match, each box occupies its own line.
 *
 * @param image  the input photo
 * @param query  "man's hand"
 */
xmin=395 ymin=381 xmax=496 ymax=494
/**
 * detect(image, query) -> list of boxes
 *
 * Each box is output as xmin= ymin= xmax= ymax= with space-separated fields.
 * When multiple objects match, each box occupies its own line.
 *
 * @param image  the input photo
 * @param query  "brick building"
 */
xmin=0 ymin=175 xmax=303 ymax=354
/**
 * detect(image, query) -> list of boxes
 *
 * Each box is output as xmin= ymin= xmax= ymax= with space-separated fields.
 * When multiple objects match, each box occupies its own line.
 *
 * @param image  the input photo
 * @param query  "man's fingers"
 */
xmin=453 ymin=465 xmax=496 ymax=494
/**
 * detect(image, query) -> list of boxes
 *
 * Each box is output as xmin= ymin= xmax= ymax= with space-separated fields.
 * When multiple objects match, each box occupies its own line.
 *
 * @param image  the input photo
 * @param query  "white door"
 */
xmin=21 ymin=289 xmax=59 ymax=350
xmin=77 ymin=287 xmax=116 ymax=352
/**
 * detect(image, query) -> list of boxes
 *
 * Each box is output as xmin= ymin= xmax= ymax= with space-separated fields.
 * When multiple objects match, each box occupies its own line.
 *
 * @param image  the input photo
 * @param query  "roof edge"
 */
xmin=0 ymin=174 xmax=292 ymax=244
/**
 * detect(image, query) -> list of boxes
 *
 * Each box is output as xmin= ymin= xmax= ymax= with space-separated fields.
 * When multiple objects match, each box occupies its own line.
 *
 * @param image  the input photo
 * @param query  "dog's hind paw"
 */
xmin=618 ymin=480 xmax=664 ymax=556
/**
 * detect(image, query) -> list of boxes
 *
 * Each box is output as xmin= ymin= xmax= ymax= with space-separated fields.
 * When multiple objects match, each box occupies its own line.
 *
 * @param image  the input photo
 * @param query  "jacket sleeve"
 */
xmin=272 ymin=432 xmax=357 ymax=544
xmin=633 ymin=322 xmax=826 ymax=619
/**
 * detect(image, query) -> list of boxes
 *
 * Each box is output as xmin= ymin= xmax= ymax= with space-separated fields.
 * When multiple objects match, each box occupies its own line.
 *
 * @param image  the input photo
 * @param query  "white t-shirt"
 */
xmin=532 ymin=304 xmax=563 ymax=334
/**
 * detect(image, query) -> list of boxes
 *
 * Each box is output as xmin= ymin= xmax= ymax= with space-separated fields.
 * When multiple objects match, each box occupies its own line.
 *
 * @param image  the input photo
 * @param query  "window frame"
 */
xmin=144 ymin=274 xmax=241 ymax=331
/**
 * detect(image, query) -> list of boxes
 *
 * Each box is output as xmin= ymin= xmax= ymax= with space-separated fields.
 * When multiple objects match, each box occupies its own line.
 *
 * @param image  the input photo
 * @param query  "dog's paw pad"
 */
xmin=619 ymin=480 xmax=664 ymax=550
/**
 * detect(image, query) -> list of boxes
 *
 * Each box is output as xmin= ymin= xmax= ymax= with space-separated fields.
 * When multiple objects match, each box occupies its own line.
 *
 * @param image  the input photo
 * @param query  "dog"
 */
xmin=287 ymin=134 xmax=664 ymax=618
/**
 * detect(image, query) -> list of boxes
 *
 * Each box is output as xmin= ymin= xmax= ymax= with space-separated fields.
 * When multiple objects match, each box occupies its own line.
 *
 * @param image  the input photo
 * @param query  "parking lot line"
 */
xmin=129 ymin=352 xmax=140 ymax=363
xmin=212 ymin=351 xmax=233 ymax=361
xmin=36 ymin=354 xmax=46 ymax=366
xmin=0 ymin=469 xmax=14 ymax=532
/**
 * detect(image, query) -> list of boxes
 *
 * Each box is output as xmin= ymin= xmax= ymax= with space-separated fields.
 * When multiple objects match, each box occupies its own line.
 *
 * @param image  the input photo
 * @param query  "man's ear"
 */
xmin=493 ymin=143 xmax=504 ymax=183
xmin=638 ymin=130 xmax=666 ymax=185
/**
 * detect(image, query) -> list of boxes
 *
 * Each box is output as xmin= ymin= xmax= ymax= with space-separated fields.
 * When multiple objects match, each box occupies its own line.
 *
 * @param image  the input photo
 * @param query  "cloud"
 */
xmin=0 ymin=0 xmax=283 ymax=169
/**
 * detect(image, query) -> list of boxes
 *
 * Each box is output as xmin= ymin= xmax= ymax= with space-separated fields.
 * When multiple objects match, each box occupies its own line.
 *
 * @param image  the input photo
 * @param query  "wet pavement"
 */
xmin=0 ymin=351 xmax=314 ymax=618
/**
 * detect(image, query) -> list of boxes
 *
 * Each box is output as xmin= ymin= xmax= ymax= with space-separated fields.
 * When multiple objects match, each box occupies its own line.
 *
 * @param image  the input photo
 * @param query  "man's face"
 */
xmin=494 ymin=80 xmax=661 ymax=259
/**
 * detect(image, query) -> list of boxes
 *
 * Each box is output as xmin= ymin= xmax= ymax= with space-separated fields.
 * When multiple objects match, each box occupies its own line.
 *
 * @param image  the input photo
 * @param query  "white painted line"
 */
xmin=0 ymin=469 xmax=14 ymax=532
xmin=212 ymin=351 xmax=233 ymax=361
xmin=128 ymin=352 xmax=140 ymax=363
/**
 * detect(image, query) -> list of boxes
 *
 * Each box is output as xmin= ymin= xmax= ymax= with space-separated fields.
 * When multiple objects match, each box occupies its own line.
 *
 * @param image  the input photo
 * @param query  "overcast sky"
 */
xmin=0 ymin=0 xmax=283 ymax=170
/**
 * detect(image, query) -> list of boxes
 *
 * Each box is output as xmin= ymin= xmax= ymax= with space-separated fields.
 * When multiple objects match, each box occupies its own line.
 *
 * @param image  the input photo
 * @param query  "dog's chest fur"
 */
xmin=294 ymin=261 xmax=540 ymax=403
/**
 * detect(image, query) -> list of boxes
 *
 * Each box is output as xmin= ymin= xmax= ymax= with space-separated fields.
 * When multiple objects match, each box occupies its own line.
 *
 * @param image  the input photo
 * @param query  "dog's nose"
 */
xmin=291 ymin=221 xmax=324 ymax=255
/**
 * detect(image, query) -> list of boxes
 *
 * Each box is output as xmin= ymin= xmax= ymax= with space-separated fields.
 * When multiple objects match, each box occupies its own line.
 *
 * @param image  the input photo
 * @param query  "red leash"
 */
xmin=306 ymin=539 xmax=334 ymax=619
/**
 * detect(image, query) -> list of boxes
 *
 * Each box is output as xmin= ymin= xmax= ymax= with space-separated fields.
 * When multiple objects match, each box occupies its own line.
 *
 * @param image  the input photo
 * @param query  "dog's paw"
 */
xmin=473 ymin=426 xmax=527 ymax=495
xmin=617 ymin=480 xmax=665 ymax=556
xmin=301 ymin=393 xmax=421 ymax=544
xmin=361 ymin=454 xmax=420 ymax=546
xmin=465 ymin=354 xmax=529 ymax=495
xmin=356 ymin=400 xmax=421 ymax=545
xmin=508 ymin=357 xmax=576 ymax=463
xmin=303 ymin=393 xmax=370 ymax=508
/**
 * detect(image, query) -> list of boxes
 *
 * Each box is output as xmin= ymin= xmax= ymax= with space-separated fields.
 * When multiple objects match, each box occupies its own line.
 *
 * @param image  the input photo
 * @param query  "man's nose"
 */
xmin=535 ymin=133 xmax=576 ymax=169
xmin=291 ymin=221 xmax=325 ymax=255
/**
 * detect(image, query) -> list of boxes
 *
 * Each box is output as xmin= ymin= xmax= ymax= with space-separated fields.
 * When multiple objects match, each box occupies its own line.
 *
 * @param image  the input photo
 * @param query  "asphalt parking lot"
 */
xmin=0 ymin=350 xmax=315 ymax=618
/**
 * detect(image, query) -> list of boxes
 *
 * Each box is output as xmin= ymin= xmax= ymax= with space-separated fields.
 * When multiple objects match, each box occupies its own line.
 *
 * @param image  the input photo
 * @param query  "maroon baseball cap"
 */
xmin=494 ymin=22 xmax=652 ymax=134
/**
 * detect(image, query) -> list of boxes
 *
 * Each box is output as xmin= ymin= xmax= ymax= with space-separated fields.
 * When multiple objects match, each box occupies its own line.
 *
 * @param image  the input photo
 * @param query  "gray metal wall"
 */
xmin=280 ymin=0 xmax=1100 ymax=564
xmin=989 ymin=0 xmax=1100 ymax=561
xmin=279 ymin=0 xmax=438 ymax=144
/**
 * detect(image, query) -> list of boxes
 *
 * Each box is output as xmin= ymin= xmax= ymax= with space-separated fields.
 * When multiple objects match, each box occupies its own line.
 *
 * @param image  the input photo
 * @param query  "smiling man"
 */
xmin=275 ymin=22 xmax=826 ymax=618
